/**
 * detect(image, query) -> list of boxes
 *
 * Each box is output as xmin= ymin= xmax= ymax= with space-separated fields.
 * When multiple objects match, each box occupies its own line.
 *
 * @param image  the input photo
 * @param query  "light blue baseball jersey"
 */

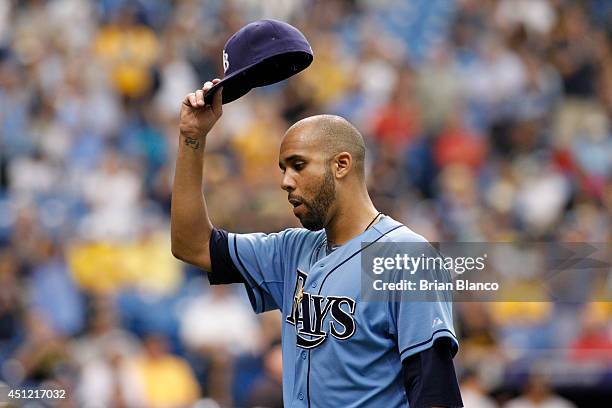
xmin=227 ymin=215 xmax=457 ymax=407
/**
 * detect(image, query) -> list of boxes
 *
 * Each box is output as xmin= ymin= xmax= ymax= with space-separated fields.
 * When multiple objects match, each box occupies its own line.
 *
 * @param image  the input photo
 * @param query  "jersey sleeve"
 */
xmin=208 ymin=228 xmax=245 ymax=284
xmin=391 ymin=297 xmax=458 ymax=362
xmin=385 ymin=237 xmax=459 ymax=362
xmin=227 ymin=229 xmax=304 ymax=314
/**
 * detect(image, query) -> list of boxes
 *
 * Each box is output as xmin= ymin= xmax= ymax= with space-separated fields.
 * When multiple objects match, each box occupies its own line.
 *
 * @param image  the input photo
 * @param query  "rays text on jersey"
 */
xmin=287 ymin=269 xmax=357 ymax=348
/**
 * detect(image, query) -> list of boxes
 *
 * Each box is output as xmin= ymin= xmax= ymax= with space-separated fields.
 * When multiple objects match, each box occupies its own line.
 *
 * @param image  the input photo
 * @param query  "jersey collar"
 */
xmin=322 ymin=215 xmax=401 ymax=258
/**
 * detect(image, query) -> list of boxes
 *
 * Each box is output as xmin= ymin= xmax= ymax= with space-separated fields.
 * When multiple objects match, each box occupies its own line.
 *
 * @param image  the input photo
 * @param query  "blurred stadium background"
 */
xmin=0 ymin=0 xmax=611 ymax=407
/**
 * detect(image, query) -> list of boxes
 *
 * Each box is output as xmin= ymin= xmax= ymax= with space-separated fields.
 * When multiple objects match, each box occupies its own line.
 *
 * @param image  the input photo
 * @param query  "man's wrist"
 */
xmin=180 ymin=133 xmax=206 ymax=150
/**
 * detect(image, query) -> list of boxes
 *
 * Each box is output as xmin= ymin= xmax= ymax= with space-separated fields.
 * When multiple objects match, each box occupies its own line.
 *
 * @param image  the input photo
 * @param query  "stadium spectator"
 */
xmin=123 ymin=334 xmax=200 ymax=408
xmin=503 ymin=373 xmax=576 ymax=408
xmin=245 ymin=339 xmax=283 ymax=408
xmin=460 ymin=369 xmax=499 ymax=408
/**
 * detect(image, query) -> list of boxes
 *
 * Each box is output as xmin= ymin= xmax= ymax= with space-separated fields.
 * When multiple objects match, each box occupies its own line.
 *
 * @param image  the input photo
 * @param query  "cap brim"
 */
xmin=204 ymin=50 xmax=313 ymax=105
xmin=204 ymin=70 xmax=252 ymax=105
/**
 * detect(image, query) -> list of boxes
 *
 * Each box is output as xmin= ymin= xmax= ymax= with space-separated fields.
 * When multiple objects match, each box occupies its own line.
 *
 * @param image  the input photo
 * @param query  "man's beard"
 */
xmin=298 ymin=167 xmax=336 ymax=231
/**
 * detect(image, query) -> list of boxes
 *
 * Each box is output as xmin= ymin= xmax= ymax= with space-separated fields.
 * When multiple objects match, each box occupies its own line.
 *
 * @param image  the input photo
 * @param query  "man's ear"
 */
xmin=334 ymin=152 xmax=352 ymax=179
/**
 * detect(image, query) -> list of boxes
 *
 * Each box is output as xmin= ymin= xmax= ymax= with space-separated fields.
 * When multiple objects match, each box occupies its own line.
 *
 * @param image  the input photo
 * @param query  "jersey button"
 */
xmin=301 ymin=351 xmax=307 ymax=359
xmin=319 ymin=264 xmax=325 ymax=267
xmin=298 ymin=393 xmax=304 ymax=400
xmin=311 ymin=281 xmax=317 ymax=288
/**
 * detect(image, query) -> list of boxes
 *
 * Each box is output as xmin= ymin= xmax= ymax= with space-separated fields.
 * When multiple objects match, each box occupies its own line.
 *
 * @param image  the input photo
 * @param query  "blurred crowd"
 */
xmin=0 ymin=0 xmax=611 ymax=406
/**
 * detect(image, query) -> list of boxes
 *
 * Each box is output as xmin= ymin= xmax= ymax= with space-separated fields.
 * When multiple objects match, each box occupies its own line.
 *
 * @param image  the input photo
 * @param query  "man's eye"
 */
xmin=293 ymin=162 xmax=305 ymax=171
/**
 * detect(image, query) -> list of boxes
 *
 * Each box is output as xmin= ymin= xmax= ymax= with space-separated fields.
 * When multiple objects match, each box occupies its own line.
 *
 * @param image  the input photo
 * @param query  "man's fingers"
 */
xmin=195 ymin=89 xmax=205 ymax=106
xmin=202 ymin=81 xmax=213 ymax=92
xmin=201 ymin=81 xmax=215 ymax=106
xmin=186 ymin=92 xmax=197 ymax=107
xmin=182 ymin=80 xmax=220 ymax=110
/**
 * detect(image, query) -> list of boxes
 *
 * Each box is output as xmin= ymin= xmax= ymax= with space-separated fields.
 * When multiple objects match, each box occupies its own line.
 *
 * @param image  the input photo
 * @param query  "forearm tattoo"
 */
xmin=183 ymin=136 xmax=201 ymax=150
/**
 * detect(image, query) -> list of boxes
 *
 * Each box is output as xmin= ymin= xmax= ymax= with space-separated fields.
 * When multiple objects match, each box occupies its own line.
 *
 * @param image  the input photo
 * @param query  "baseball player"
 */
xmin=171 ymin=80 xmax=463 ymax=407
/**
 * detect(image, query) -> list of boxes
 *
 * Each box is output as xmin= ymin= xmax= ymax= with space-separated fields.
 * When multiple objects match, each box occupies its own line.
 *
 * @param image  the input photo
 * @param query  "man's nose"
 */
xmin=281 ymin=172 xmax=295 ymax=192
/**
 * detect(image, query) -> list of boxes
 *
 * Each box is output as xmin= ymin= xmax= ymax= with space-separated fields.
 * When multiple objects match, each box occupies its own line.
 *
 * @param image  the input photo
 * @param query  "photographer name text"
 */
xmin=372 ymin=279 xmax=499 ymax=292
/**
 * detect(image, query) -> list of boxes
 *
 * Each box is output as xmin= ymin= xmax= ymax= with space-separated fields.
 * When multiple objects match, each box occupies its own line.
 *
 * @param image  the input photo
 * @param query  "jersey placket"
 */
xmin=292 ymin=258 xmax=327 ymax=407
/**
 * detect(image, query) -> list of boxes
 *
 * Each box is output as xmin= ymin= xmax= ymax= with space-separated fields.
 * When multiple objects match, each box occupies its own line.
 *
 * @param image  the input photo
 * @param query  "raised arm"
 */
xmin=170 ymin=80 xmax=223 ymax=271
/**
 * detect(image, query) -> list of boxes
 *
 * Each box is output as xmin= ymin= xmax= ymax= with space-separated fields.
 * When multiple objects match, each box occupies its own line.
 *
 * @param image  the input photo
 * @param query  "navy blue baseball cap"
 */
xmin=204 ymin=19 xmax=313 ymax=104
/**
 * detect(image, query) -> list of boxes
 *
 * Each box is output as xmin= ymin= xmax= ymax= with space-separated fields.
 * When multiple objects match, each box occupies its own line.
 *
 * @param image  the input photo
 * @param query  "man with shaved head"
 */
xmin=279 ymin=114 xmax=369 ymax=233
xmin=172 ymin=81 xmax=463 ymax=407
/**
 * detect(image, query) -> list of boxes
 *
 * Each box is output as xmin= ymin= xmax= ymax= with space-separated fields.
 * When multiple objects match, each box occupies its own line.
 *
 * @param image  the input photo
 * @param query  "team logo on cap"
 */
xmin=222 ymin=50 xmax=229 ymax=73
